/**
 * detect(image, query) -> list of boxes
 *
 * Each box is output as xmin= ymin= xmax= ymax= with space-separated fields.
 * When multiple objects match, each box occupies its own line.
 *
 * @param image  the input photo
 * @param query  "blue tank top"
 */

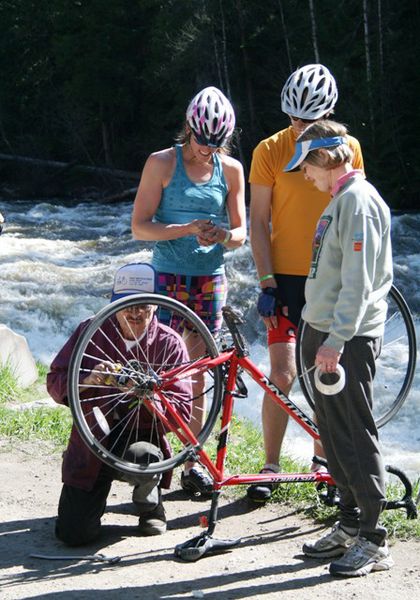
xmin=152 ymin=144 xmax=229 ymax=276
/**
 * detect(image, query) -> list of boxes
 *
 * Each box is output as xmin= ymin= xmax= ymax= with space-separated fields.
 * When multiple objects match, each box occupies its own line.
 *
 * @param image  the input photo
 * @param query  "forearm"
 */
xmin=250 ymin=223 xmax=275 ymax=286
xmin=132 ymin=220 xmax=195 ymax=241
xmin=222 ymin=225 xmax=246 ymax=249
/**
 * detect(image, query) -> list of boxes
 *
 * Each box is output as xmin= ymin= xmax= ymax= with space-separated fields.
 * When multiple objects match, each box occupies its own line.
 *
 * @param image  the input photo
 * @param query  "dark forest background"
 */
xmin=0 ymin=0 xmax=419 ymax=208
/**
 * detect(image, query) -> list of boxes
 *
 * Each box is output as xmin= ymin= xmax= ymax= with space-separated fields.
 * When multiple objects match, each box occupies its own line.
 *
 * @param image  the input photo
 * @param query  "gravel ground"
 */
xmin=1 ymin=440 xmax=420 ymax=600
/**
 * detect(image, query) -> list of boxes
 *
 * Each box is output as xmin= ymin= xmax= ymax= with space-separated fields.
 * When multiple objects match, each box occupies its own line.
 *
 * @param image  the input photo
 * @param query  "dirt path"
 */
xmin=1 ymin=440 xmax=420 ymax=600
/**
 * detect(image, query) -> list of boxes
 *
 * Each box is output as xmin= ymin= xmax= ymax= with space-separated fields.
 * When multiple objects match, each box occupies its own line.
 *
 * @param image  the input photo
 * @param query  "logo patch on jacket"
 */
xmin=308 ymin=216 xmax=332 ymax=278
xmin=353 ymin=232 xmax=363 ymax=252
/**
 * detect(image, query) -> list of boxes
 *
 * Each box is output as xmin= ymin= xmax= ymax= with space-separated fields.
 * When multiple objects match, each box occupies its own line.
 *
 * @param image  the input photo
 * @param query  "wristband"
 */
xmin=259 ymin=274 xmax=274 ymax=282
xmin=222 ymin=231 xmax=231 ymax=245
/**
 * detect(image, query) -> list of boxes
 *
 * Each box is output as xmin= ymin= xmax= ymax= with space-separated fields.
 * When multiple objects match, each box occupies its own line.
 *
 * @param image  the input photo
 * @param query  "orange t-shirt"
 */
xmin=249 ymin=126 xmax=364 ymax=276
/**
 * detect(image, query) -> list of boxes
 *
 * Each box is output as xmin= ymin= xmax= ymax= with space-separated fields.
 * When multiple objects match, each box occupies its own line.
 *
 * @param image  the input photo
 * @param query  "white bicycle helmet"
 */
xmin=186 ymin=86 xmax=235 ymax=147
xmin=281 ymin=64 xmax=338 ymax=120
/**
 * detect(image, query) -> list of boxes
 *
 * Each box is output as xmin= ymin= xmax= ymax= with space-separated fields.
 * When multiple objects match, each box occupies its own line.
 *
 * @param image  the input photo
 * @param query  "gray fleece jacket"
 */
xmin=302 ymin=173 xmax=393 ymax=353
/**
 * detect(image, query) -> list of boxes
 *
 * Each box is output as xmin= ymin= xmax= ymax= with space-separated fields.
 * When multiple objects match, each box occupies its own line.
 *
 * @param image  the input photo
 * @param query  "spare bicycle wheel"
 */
xmin=296 ymin=284 xmax=417 ymax=428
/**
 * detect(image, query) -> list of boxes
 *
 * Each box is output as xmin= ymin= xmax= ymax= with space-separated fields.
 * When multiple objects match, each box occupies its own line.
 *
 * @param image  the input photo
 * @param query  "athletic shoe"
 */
xmin=310 ymin=462 xmax=328 ymax=474
xmin=246 ymin=468 xmax=278 ymax=502
xmin=181 ymin=467 xmax=213 ymax=497
xmin=329 ymin=537 xmax=394 ymax=577
xmin=138 ymin=502 xmax=167 ymax=536
xmin=302 ymin=521 xmax=358 ymax=558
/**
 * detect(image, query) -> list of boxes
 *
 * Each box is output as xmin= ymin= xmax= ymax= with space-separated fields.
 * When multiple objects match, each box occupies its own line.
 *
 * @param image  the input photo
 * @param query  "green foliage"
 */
xmin=0 ymin=367 xmax=418 ymax=539
xmin=0 ymin=0 xmax=418 ymax=205
xmin=213 ymin=415 xmax=420 ymax=540
xmin=380 ymin=478 xmax=420 ymax=539
xmin=0 ymin=405 xmax=72 ymax=447
xmin=0 ymin=363 xmax=20 ymax=404
xmin=36 ymin=362 xmax=49 ymax=379
xmin=0 ymin=361 xmax=71 ymax=447
xmin=224 ymin=414 xmax=266 ymax=474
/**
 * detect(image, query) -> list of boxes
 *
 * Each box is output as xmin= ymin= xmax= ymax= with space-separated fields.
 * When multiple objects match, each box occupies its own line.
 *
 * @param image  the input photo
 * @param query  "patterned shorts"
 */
xmin=156 ymin=272 xmax=227 ymax=333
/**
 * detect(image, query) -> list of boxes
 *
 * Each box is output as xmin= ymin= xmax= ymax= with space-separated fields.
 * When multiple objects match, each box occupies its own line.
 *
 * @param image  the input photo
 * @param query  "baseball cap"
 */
xmin=111 ymin=263 xmax=157 ymax=302
xmin=283 ymin=136 xmax=347 ymax=172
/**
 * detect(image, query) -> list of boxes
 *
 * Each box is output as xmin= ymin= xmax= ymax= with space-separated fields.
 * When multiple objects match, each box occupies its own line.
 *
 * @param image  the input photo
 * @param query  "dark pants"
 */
xmin=302 ymin=324 xmax=387 ymax=545
xmin=56 ymin=443 xmax=162 ymax=546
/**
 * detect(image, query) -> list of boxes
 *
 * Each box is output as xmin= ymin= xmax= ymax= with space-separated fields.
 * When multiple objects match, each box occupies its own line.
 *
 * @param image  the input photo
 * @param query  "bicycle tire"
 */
xmin=67 ymin=293 xmax=223 ymax=474
xmin=296 ymin=284 xmax=417 ymax=428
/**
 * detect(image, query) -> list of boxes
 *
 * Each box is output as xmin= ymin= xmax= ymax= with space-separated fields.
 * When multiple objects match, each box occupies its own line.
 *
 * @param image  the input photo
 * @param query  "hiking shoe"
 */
xmin=310 ymin=462 xmax=328 ymax=474
xmin=246 ymin=468 xmax=278 ymax=502
xmin=181 ymin=467 xmax=213 ymax=497
xmin=329 ymin=537 xmax=394 ymax=577
xmin=303 ymin=522 xmax=358 ymax=558
xmin=138 ymin=502 xmax=167 ymax=536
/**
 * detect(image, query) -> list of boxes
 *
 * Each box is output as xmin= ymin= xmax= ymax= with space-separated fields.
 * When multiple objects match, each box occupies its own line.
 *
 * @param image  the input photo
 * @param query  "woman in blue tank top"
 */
xmin=132 ymin=87 xmax=246 ymax=496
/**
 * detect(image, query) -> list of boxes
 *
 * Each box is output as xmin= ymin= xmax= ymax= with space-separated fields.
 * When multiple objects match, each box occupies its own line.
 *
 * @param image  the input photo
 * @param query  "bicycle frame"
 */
xmin=158 ymin=347 xmax=333 ymax=490
xmin=66 ymin=293 xmax=417 ymax=561
xmin=153 ymin=306 xmax=417 ymax=561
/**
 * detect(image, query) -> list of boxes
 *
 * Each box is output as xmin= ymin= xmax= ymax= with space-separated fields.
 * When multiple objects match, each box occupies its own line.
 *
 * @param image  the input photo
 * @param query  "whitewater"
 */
xmin=0 ymin=199 xmax=418 ymax=479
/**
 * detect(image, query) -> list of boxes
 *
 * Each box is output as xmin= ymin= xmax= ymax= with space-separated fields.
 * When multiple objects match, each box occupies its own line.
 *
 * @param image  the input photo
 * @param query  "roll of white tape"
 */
xmin=314 ymin=364 xmax=346 ymax=395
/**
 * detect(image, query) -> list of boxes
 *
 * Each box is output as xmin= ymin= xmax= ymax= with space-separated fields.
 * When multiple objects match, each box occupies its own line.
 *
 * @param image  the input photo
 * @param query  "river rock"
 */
xmin=0 ymin=324 xmax=38 ymax=387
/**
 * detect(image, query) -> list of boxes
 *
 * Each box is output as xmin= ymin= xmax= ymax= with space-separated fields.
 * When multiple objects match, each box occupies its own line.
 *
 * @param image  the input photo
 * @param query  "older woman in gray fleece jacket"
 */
xmin=284 ymin=120 xmax=393 ymax=578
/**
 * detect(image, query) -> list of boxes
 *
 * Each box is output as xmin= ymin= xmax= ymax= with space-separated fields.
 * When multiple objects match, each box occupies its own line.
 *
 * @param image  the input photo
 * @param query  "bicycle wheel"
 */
xmin=68 ymin=293 xmax=223 ymax=475
xmin=296 ymin=284 xmax=417 ymax=428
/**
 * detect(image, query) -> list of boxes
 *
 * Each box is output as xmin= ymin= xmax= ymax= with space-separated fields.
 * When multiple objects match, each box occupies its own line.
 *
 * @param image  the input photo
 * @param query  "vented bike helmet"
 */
xmin=186 ymin=86 xmax=235 ymax=147
xmin=281 ymin=64 xmax=338 ymax=120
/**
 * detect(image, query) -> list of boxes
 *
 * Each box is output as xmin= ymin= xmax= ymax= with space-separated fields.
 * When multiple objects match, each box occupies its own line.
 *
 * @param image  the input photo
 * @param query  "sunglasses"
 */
xmin=290 ymin=115 xmax=317 ymax=125
xmin=192 ymin=132 xmax=225 ymax=149
xmin=122 ymin=305 xmax=154 ymax=314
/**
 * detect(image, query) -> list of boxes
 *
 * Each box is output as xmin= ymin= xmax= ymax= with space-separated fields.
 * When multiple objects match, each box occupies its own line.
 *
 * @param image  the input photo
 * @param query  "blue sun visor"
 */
xmin=283 ymin=136 xmax=347 ymax=172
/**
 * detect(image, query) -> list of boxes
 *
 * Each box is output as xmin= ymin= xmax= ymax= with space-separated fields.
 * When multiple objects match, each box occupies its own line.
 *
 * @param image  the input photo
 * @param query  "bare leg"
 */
xmin=247 ymin=342 xmax=296 ymax=501
xmin=182 ymin=331 xmax=206 ymax=473
xmin=262 ymin=342 xmax=296 ymax=465
xmin=179 ymin=330 xmax=213 ymax=496
xmin=262 ymin=342 xmax=326 ymax=467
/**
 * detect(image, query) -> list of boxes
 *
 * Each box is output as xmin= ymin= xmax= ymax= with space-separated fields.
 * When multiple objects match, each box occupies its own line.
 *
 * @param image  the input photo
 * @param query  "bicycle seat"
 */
xmin=222 ymin=305 xmax=244 ymax=324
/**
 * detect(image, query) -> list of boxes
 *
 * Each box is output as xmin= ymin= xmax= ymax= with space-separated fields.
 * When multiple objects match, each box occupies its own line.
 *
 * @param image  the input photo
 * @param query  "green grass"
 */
xmin=0 ymin=362 xmax=21 ymax=404
xmin=0 ymin=404 xmax=72 ymax=446
xmin=0 ymin=362 xmax=72 ymax=446
xmin=213 ymin=415 xmax=420 ymax=540
xmin=0 ymin=365 xmax=419 ymax=539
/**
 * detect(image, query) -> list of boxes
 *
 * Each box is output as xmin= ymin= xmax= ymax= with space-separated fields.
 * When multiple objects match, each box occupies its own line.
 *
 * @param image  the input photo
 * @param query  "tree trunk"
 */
xmin=101 ymin=120 xmax=113 ymax=167
xmin=0 ymin=153 xmax=139 ymax=180
xmin=218 ymin=0 xmax=232 ymax=98
xmin=308 ymin=0 xmax=320 ymax=62
xmin=377 ymin=0 xmax=384 ymax=77
xmin=234 ymin=0 xmax=252 ymax=176
xmin=211 ymin=25 xmax=224 ymax=90
xmin=277 ymin=0 xmax=293 ymax=72
xmin=363 ymin=0 xmax=375 ymax=138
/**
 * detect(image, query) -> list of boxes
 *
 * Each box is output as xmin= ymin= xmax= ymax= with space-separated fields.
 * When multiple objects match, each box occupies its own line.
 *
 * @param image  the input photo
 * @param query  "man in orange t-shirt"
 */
xmin=248 ymin=64 xmax=364 ymax=501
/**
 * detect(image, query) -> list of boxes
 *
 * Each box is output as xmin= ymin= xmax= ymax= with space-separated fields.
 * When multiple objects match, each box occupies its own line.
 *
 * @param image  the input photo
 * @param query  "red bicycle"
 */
xmin=67 ymin=287 xmax=417 ymax=560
